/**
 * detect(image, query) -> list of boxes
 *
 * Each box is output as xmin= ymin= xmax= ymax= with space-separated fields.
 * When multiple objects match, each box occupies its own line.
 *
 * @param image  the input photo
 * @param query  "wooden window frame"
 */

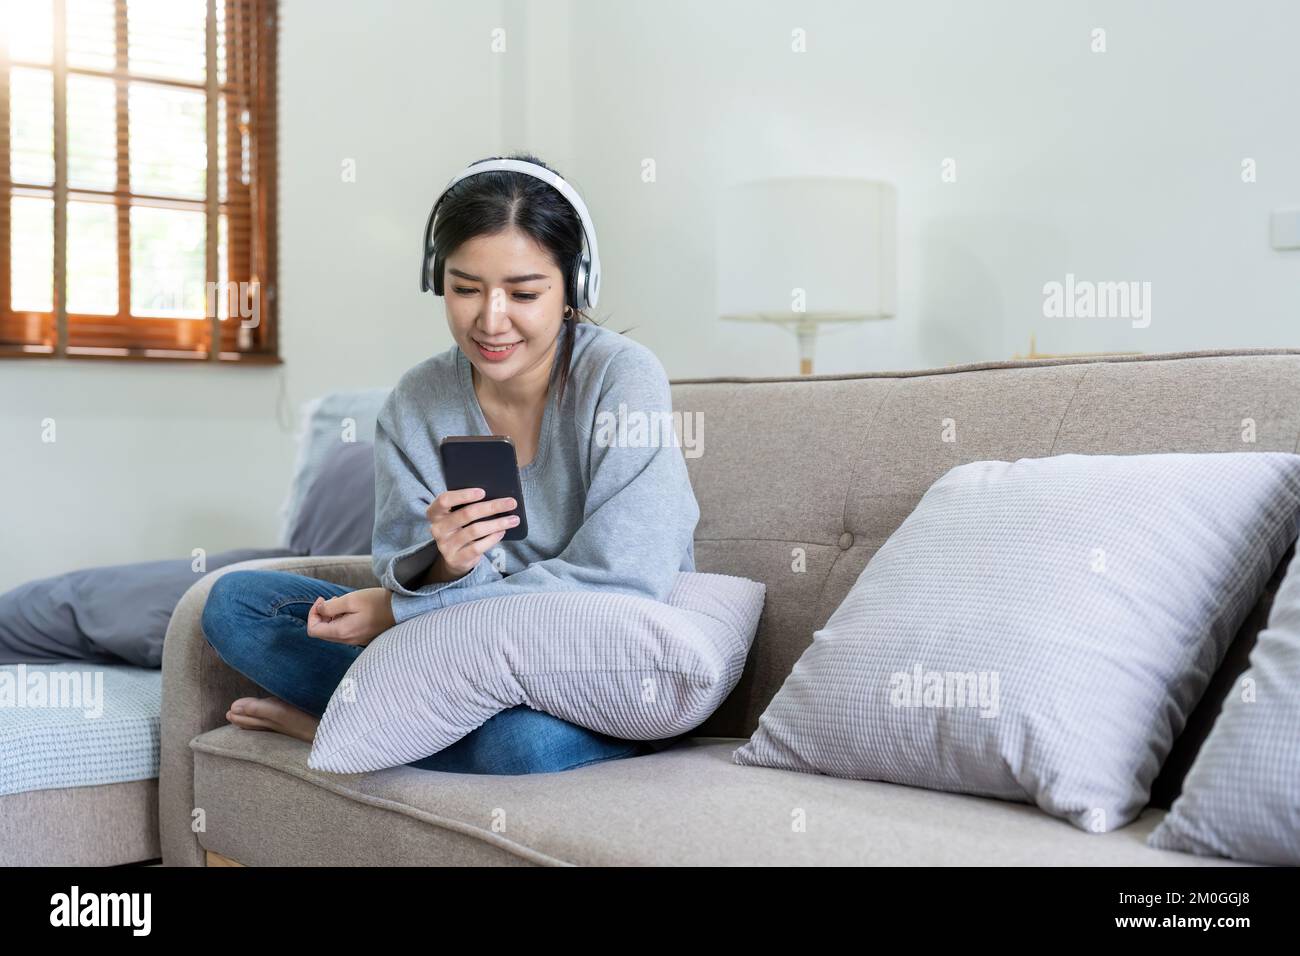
xmin=0 ymin=0 xmax=279 ymax=363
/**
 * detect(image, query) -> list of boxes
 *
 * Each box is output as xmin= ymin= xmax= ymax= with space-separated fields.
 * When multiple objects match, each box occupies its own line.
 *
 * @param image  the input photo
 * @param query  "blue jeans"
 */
xmin=200 ymin=569 xmax=651 ymax=774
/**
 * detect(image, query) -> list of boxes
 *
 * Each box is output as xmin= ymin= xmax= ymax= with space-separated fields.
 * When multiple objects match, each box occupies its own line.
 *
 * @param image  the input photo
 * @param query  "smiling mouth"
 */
xmin=473 ymin=337 xmax=522 ymax=354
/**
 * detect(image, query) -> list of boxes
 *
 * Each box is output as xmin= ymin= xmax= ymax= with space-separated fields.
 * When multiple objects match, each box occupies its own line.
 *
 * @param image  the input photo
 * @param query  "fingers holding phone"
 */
xmin=430 ymin=435 xmax=528 ymax=579
xmin=425 ymin=487 xmax=519 ymax=578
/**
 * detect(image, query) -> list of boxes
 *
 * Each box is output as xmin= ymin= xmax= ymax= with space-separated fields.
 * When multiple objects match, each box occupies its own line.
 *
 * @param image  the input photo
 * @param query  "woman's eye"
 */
xmin=453 ymin=288 xmax=539 ymax=301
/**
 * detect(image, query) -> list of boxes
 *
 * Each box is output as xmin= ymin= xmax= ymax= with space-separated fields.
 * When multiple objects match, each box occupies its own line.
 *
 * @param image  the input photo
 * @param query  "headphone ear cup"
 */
xmin=431 ymin=254 xmax=442 ymax=296
xmin=573 ymin=257 xmax=589 ymax=311
xmin=584 ymin=256 xmax=597 ymax=309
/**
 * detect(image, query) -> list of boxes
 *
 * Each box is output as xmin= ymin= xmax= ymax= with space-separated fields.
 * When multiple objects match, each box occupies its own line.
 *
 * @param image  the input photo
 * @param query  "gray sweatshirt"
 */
xmin=372 ymin=321 xmax=700 ymax=624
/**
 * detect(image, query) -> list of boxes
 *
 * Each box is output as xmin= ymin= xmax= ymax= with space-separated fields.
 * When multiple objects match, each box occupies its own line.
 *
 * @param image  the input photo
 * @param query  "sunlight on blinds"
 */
xmin=66 ymin=0 xmax=116 ymax=71
xmin=1 ymin=0 xmax=277 ymax=357
xmin=130 ymin=204 xmax=205 ymax=318
xmin=3 ymin=0 xmax=54 ymax=64
xmin=67 ymin=200 xmax=118 ymax=315
xmin=11 ymin=196 xmax=54 ymax=312
xmin=126 ymin=0 xmax=206 ymax=83
xmin=128 ymin=82 xmax=206 ymax=199
xmin=9 ymin=67 xmax=54 ymax=186
xmin=67 ymin=73 xmax=117 ymax=191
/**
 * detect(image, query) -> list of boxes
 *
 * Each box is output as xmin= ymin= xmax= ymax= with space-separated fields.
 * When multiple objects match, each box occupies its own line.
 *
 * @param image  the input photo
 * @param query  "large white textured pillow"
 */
xmin=1147 ymin=549 xmax=1300 ymax=863
xmin=308 ymin=571 xmax=765 ymax=773
xmin=734 ymin=452 xmax=1300 ymax=833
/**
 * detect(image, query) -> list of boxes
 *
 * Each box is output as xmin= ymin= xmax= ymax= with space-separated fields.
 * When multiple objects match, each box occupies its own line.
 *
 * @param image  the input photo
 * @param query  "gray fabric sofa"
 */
xmin=160 ymin=348 xmax=1300 ymax=866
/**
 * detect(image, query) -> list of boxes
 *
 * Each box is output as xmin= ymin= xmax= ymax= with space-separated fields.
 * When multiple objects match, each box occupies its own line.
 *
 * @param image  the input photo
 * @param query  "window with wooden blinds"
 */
xmin=0 ymin=0 xmax=278 ymax=362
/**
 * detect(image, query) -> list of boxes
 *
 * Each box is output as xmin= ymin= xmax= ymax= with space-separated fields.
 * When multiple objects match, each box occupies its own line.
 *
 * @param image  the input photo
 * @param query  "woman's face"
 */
xmin=443 ymin=228 xmax=567 ymax=391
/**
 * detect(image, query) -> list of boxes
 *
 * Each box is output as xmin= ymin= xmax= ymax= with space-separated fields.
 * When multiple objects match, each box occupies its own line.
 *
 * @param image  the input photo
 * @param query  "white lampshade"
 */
xmin=715 ymin=177 xmax=896 ymax=321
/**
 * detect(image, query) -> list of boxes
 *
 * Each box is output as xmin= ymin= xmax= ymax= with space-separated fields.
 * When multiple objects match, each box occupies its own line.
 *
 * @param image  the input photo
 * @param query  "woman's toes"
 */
xmin=226 ymin=708 xmax=275 ymax=731
xmin=227 ymin=696 xmax=284 ymax=731
xmin=237 ymin=697 xmax=278 ymax=720
xmin=225 ymin=695 xmax=318 ymax=743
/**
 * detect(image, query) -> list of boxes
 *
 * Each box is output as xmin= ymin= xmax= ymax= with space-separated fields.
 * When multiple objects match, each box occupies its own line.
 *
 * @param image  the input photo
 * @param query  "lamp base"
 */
xmin=797 ymin=325 xmax=816 ymax=375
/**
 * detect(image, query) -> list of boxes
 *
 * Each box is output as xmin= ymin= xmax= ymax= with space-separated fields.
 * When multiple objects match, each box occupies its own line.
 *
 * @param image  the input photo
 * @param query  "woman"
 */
xmin=201 ymin=153 xmax=701 ymax=774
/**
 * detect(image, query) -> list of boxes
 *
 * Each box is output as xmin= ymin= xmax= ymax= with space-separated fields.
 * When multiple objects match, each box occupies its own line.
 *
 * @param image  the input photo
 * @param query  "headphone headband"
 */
xmin=420 ymin=158 xmax=601 ymax=311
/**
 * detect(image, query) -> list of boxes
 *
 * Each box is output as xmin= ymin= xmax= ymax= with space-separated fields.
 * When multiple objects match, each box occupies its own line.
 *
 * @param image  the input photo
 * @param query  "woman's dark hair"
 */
xmin=432 ymin=152 xmax=629 ymax=407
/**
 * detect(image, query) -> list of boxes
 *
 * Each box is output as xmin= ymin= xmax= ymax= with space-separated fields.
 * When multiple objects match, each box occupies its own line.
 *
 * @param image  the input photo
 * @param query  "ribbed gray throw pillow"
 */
xmin=734 ymin=452 xmax=1300 ymax=833
xmin=308 ymin=571 xmax=765 ymax=773
xmin=1147 ymin=549 xmax=1300 ymax=863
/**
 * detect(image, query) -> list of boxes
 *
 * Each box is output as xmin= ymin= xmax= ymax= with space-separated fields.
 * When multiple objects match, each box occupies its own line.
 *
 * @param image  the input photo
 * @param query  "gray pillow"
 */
xmin=734 ymin=452 xmax=1300 ymax=833
xmin=0 ymin=547 xmax=298 ymax=668
xmin=308 ymin=571 xmax=766 ymax=773
xmin=278 ymin=388 xmax=390 ymax=548
xmin=1147 ymin=549 xmax=1300 ymax=864
xmin=287 ymin=440 xmax=375 ymax=556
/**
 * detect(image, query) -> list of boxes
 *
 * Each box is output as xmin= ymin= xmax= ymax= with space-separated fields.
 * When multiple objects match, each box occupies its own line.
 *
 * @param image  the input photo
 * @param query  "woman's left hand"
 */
xmin=306 ymin=588 xmax=396 ymax=647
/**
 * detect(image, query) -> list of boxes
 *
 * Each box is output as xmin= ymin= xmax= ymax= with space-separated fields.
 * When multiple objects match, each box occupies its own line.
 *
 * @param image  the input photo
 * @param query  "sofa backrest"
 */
xmin=671 ymin=349 xmax=1300 ymax=740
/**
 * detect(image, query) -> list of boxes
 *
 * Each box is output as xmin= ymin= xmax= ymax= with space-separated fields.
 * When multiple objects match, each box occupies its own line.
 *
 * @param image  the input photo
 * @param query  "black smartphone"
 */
xmin=438 ymin=436 xmax=528 ymax=541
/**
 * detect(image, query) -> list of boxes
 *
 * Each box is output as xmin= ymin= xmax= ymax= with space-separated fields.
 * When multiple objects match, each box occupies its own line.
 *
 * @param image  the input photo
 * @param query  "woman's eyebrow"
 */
xmin=448 ymin=268 xmax=549 ymax=283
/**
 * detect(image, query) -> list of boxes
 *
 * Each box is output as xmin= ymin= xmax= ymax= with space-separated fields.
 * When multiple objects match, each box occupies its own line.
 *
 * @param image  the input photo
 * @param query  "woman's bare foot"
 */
xmin=226 ymin=696 xmax=320 ymax=743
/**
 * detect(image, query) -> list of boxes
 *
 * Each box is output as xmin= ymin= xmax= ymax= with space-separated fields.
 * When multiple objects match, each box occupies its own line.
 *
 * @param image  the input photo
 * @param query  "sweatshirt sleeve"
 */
xmin=403 ymin=345 xmax=700 ymax=617
xmin=371 ymin=393 xmax=507 ymax=624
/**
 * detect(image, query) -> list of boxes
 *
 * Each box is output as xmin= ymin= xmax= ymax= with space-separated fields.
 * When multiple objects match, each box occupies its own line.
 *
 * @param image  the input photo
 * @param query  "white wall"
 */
xmin=3 ymin=0 xmax=1297 ymax=590
xmin=559 ymin=0 xmax=1300 ymax=374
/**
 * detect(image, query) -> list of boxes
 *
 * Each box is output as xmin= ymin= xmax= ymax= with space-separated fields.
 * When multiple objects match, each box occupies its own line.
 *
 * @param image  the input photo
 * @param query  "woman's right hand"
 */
xmin=425 ymin=487 xmax=519 ymax=580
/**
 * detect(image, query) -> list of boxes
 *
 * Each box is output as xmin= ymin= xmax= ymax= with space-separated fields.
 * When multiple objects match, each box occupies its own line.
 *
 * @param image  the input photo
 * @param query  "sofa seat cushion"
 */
xmin=1 ymin=663 xmax=162 ymax=796
xmin=189 ymin=725 xmax=1245 ymax=867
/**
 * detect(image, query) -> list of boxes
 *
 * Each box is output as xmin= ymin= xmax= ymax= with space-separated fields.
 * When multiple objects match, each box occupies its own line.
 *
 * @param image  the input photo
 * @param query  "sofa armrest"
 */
xmin=159 ymin=553 xmax=380 ymax=867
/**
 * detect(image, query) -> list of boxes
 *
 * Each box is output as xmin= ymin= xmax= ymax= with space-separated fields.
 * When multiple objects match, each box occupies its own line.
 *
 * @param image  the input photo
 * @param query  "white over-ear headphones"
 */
xmin=420 ymin=158 xmax=601 ymax=311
